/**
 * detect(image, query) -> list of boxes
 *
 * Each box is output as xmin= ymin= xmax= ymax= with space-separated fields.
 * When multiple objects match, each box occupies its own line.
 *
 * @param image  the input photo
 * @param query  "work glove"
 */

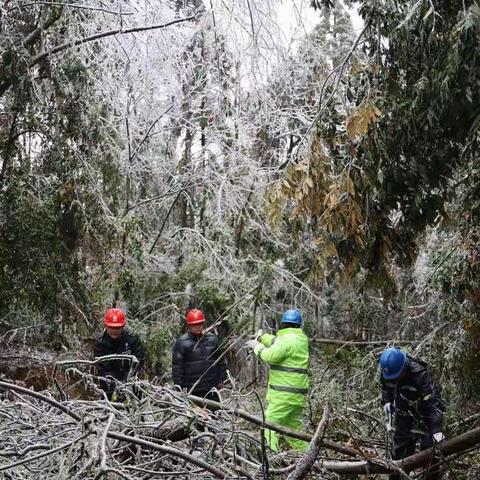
xmin=253 ymin=342 xmax=264 ymax=356
xmin=383 ymin=402 xmax=395 ymax=415
xmin=433 ymin=432 xmax=445 ymax=443
xmin=383 ymin=402 xmax=395 ymax=432
xmin=253 ymin=329 xmax=264 ymax=341
xmin=245 ymin=339 xmax=258 ymax=351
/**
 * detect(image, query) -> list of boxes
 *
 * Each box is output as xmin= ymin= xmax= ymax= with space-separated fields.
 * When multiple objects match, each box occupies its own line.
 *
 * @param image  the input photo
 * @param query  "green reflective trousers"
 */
xmin=264 ymin=390 xmax=309 ymax=451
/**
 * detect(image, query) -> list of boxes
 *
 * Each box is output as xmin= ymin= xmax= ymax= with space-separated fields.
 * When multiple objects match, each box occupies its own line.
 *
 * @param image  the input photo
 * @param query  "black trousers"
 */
xmin=390 ymin=432 xmax=441 ymax=480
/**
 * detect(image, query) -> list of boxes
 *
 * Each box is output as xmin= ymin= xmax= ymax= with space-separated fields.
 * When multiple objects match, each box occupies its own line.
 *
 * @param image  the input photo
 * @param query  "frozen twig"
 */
xmin=30 ymin=15 xmax=200 ymax=66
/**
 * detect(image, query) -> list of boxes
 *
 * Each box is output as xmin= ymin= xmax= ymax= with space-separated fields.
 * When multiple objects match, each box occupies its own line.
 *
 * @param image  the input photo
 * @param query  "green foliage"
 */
xmin=425 ymin=230 xmax=480 ymax=399
xmin=0 ymin=5 xmax=123 ymax=339
xmin=135 ymin=319 xmax=175 ymax=378
xmin=0 ymin=175 xmax=86 ymax=328
xmin=271 ymin=1 xmax=480 ymax=297
xmin=308 ymin=344 xmax=380 ymax=431
xmin=321 ymin=343 xmax=363 ymax=365
xmin=171 ymin=255 xmax=210 ymax=291
xmin=111 ymin=253 xmax=237 ymax=372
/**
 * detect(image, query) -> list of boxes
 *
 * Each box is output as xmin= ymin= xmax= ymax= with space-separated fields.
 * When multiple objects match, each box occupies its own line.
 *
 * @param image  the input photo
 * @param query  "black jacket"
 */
xmin=172 ymin=331 xmax=227 ymax=395
xmin=381 ymin=356 xmax=444 ymax=435
xmin=94 ymin=329 xmax=145 ymax=383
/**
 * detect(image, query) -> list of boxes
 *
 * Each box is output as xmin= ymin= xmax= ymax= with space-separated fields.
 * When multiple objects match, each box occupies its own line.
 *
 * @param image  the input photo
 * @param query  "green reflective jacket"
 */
xmin=258 ymin=328 xmax=309 ymax=396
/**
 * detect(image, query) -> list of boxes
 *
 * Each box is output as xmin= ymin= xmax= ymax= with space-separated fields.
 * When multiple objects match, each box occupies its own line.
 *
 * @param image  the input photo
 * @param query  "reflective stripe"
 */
xmin=411 ymin=428 xmax=429 ymax=436
xmin=270 ymin=365 xmax=308 ymax=374
xmin=400 ymin=385 xmax=418 ymax=392
xmin=269 ymin=385 xmax=308 ymax=394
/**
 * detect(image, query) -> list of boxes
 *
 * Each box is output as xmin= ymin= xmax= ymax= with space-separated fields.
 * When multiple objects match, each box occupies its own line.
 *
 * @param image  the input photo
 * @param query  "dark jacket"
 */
xmin=172 ymin=331 xmax=227 ymax=395
xmin=94 ymin=329 xmax=145 ymax=384
xmin=381 ymin=356 xmax=444 ymax=435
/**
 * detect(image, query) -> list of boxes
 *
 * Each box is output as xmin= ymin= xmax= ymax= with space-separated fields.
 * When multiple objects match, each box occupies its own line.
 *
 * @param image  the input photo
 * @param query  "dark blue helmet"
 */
xmin=281 ymin=309 xmax=302 ymax=325
xmin=379 ymin=348 xmax=407 ymax=380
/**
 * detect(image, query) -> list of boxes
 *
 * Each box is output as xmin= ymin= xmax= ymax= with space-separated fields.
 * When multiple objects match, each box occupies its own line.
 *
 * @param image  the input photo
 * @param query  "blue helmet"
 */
xmin=379 ymin=348 xmax=407 ymax=380
xmin=281 ymin=309 xmax=302 ymax=325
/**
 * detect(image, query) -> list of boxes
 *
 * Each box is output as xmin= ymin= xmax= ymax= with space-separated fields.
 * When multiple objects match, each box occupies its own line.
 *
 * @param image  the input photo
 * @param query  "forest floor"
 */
xmin=1 ymin=340 xmax=480 ymax=478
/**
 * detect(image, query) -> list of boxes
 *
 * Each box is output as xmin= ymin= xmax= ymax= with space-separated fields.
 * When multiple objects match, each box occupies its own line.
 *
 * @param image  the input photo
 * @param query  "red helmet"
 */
xmin=104 ymin=308 xmax=126 ymax=328
xmin=186 ymin=309 xmax=205 ymax=325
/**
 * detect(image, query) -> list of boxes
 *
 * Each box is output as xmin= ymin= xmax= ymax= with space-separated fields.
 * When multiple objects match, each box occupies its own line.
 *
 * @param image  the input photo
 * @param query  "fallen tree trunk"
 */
xmin=187 ymin=394 xmax=361 ymax=458
xmin=188 ymin=394 xmax=480 ymax=474
xmin=2 ymin=381 xmax=479 ymax=477
xmin=313 ymin=426 xmax=480 ymax=474
xmin=287 ymin=407 xmax=330 ymax=480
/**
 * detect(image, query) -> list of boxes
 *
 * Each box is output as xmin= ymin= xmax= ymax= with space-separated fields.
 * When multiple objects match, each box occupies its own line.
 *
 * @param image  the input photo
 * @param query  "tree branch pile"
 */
xmin=1 ymin=374 xmax=480 ymax=479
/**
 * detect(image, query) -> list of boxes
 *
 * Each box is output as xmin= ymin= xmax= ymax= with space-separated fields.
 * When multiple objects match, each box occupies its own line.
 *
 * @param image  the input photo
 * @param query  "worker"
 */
xmin=94 ymin=307 xmax=145 ymax=400
xmin=172 ymin=309 xmax=227 ymax=402
xmin=380 ymin=347 xmax=445 ymax=480
xmin=247 ymin=309 xmax=309 ymax=452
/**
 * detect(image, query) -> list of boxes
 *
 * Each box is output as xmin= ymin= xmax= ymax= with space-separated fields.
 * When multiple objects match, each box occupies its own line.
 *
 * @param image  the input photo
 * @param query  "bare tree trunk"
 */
xmin=182 ymin=128 xmax=194 ymax=225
